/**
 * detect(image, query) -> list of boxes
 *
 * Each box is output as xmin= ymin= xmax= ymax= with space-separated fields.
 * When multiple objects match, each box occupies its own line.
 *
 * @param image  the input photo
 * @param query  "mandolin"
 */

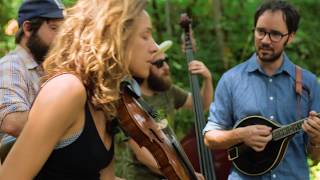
xmin=227 ymin=114 xmax=318 ymax=176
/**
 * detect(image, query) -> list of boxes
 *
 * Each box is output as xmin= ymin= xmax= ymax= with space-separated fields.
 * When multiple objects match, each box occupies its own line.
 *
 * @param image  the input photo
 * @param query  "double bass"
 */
xmin=117 ymin=79 xmax=198 ymax=180
xmin=179 ymin=14 xmax=231 ymax=180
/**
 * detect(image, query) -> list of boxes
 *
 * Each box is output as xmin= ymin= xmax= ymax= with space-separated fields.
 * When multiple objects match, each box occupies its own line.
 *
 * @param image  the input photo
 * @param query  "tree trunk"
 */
xmin=212 ymin=0 xmax=227 ymax=69
xmin=151 ymin=0 xmax=162 ymax=41
xmin=164 ymin=0 xmax=173 ymax=37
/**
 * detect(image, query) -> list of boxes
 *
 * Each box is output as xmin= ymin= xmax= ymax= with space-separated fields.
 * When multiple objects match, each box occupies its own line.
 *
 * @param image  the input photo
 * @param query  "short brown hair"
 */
xmin=15 ymin=18 xmax=47 ymax=44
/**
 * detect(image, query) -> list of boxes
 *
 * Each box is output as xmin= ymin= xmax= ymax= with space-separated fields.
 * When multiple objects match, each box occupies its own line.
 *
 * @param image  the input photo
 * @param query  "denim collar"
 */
xmin=246 ymin=53 xmax=296 ymax=79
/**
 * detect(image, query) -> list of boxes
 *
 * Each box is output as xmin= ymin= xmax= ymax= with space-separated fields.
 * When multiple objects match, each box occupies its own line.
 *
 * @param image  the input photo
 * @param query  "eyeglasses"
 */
xmin=253 ymin=28 xmax=289 ymax=42
xmin=151 ymin=57 xmax=168 ymax=68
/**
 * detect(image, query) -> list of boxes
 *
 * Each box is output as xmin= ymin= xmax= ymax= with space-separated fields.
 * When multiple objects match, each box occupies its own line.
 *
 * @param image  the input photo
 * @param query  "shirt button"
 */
xmin=269 ymin=96 xmax=274 ymax=101
xmin=270 ymin=116 xmax=274 ymax=120
xmin=269 ymin=79 xmax=273 ymax=82
xmin=272 ymin=174 xmax=277 ymax=178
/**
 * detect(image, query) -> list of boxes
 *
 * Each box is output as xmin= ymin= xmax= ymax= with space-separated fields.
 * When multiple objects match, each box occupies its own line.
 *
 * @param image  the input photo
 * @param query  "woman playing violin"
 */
xmin=0 ymin=0 xmax=158 ymax=179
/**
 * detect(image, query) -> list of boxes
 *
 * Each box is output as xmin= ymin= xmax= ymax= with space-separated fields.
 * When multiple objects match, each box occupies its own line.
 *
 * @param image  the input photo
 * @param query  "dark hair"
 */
xmin=15 ymin=18 xmax=47 ymax=44
xmin=254 ymin=0 xmax=300 ymax=34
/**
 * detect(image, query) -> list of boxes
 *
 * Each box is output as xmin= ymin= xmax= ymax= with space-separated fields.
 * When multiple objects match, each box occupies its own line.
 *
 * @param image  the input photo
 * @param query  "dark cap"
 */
xmin=18 ymin=0 xmax=65 ymax=27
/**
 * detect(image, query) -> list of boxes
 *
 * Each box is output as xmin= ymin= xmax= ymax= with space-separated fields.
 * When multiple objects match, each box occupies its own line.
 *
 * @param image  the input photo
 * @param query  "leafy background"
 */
xmin=1 ymin=0 xmax=320 ymax=179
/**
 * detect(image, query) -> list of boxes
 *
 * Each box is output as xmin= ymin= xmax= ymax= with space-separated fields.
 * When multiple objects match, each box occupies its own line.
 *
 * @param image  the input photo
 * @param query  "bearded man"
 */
xmin=123 ymin=40 xmax=213 ymax=179
xmin=0 ymin=0 xmax=64 ymax=137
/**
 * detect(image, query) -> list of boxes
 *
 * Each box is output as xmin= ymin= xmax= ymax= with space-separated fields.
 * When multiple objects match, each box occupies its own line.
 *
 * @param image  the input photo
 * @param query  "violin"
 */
xmin=117 ymin=80 xmax=198 ymax=180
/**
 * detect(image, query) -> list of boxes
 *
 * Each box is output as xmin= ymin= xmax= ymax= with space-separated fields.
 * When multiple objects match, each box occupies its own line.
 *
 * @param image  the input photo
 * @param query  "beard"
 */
xmin=256 ymin=39 xmax=288 ymax=63
xmin=256 ymin=43 xmax=283 ymax=63
xmin=147 ymin=71 xmax=172 ymax=92
xmin=27 ymin=32 xmax=49 ymax=64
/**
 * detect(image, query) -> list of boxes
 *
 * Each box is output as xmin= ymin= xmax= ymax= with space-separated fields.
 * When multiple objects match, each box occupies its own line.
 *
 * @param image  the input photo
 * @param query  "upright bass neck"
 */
xmin=180 ymin=13 xmax=216 ymax=180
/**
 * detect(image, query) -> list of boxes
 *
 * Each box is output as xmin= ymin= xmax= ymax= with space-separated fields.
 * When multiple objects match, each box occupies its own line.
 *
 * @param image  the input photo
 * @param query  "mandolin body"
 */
xmin=228 ymin=116 xmax=293 ymax=176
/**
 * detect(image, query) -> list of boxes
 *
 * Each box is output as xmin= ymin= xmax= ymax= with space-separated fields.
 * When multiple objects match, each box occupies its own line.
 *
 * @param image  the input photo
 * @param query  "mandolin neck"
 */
xmin=272 ymin=113 xmax=320 ymax=141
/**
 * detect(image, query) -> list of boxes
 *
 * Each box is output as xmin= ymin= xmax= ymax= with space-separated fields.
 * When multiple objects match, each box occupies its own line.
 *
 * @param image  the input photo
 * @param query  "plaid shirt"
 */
xmin=0 ymin=45 xmax=41 ymax=127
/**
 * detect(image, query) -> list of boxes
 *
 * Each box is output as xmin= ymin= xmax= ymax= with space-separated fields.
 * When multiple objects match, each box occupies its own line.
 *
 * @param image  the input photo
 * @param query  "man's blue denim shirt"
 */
xmin=203 ymin=53 xmax=320 ymax=180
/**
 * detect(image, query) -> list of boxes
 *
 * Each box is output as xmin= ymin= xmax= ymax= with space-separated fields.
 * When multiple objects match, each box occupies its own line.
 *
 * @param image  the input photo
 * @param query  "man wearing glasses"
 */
xmin=122 ymin=40 xmax=213 ymax=179
xmin=204 ymin=0 xmax=320 ymax=179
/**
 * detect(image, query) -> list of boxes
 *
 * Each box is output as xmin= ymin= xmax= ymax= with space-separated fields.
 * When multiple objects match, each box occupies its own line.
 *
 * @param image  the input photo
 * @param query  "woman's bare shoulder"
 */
xmin=29 ymin=73 xmax=87 ymax=134
xmin=39 ymin=73 xmax=87 ymax=104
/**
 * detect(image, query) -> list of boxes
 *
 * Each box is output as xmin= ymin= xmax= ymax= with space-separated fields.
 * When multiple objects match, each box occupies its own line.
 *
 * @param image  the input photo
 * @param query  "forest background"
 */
xmin=1 ymin=0 xmax=320 ymax=179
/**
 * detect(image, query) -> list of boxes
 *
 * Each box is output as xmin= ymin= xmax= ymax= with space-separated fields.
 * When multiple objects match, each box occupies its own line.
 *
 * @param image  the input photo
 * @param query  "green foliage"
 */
xmin=0 ymin=0 xmax=22 ymax=55
xmin=309 ymin=159 xmax=320 ymax=180
xmin=149 ymin=0 xmax=320 ymax=80
xmin=61 ymin=0 xmax=76 ymax=7
xmin=1 ymin=0 xmax=320 ymax=178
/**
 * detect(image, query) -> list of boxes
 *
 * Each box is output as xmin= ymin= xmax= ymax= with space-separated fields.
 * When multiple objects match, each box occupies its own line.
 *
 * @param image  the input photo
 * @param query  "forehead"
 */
xmin=135 ymin=11 xmax=152 ymax=33
xmin=256 ymin=10 xmax=287 ymax=32
xmin=46 ymin=19 xmax=63 ymax=25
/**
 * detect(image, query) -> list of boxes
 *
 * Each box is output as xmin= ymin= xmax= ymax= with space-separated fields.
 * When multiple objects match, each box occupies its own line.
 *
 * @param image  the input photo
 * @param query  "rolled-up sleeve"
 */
xmin=0 ymin=60 xmax=30 ymax=122
xmin=203 ymin=74 xmax=233 ymax=134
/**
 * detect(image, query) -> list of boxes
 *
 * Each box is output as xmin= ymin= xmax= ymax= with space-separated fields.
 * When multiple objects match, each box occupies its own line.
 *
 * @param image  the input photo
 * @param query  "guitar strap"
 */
xmin=295 ymin=65 xmax=303 ymax=118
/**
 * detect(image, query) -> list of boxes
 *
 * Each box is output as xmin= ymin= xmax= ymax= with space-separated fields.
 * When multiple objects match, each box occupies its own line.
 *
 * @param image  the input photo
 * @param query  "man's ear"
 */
xmin=287 ymin=32 xmax=296 ymax=45
xmin=22 ymin=21 xmax=32 ymax=38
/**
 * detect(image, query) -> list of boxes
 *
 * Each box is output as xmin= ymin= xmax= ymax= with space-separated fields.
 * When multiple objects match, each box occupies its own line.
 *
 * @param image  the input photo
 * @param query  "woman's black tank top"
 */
xmin=35 ymin=103 xmax=114 ymax=180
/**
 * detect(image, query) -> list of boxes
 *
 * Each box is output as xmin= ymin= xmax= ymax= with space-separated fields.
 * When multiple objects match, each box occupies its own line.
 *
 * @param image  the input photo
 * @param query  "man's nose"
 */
xmin=261 ymin=33 xmax=272 ymax=43
xmin=163 ymin=61 xmax=170 ymax=70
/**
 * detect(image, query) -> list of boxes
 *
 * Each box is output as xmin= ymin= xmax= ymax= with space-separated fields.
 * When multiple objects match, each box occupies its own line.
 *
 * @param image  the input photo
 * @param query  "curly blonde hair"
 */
xmin=42 ymin=0 xmax=147 ymax=119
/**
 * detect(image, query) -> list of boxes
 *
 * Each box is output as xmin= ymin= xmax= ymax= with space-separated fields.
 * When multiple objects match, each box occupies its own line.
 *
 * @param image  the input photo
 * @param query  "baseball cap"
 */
xmin=18 ymin=0 xmax=65 ymax=27
xmin=154 ymin=40 xmax=173 ymax=56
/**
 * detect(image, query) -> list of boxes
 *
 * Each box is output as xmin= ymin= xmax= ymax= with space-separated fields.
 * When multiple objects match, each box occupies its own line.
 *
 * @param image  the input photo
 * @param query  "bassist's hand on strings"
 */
xmin=240 ymin=125 xmax=272 ymax=152
xmin=188 ymin=60 xmax=212 ymax=81
xmin=302 ymin=111 xmax=320 ymax=145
